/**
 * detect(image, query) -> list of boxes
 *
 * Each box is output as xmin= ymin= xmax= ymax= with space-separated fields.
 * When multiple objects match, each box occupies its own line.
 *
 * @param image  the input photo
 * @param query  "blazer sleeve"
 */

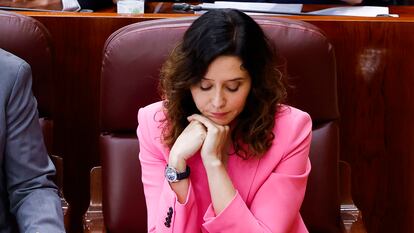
xmin=4 ymin=61 xmax=65 ymax=233
xmin=137 ymin=106 xmax=199 ymax=233
xmin=202 ymin=110 xmax=312 ymax=233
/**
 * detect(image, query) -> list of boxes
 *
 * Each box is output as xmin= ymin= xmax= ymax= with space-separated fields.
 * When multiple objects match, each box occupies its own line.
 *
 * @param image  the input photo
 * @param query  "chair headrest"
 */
xmin=100 ymin=16 xmax=338 ymax=132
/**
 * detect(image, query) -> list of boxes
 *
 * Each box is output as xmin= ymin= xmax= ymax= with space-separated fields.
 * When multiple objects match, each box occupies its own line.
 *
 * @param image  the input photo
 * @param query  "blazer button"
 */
xmin=167 ymin=207 xmax=173 ymax=218
xmin=164 ymin=221 xmax=171 ymax=228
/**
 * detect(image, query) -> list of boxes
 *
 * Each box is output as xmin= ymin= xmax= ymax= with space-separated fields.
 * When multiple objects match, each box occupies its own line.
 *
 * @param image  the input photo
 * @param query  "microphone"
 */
xmin=172 ymin=3 xmax=326 ymax=16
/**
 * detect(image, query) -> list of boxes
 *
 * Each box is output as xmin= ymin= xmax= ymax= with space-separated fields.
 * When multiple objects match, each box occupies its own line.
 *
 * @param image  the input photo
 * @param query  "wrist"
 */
xmin=165 ymin=165 xmax=190 ymax=183
xmin=168 ymin=153 xmax=187 ymax=172
xmin=203 ymin=158 xmax=225 ymax=171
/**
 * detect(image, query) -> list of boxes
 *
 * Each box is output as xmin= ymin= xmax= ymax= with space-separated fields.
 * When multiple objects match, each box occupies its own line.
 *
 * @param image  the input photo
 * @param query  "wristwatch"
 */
xmin=165 ymin=165 xmax=190 ymax=183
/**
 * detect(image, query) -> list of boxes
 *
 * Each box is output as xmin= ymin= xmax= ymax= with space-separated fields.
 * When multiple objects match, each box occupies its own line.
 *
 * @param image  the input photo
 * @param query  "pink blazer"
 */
xmin=137 ymin=101 xmax=312 ymax=233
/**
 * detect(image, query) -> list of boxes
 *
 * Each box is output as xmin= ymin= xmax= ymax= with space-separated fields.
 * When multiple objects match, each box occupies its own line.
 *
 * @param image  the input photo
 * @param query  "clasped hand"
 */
xmin=169 ymin=114 xmax=230 ymax=168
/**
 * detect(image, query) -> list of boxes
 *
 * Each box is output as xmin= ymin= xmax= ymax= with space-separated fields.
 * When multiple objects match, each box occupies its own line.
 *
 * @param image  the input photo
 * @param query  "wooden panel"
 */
xmin=311 ymin=20 xmax=414 ymax=233
xmin=15 ymin=8 xmax=414 ymax=233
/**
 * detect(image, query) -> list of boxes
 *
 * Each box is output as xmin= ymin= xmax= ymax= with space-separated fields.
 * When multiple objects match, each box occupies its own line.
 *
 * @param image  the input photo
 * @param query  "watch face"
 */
xmin=165 ymin=167 xmax=178 ymax=182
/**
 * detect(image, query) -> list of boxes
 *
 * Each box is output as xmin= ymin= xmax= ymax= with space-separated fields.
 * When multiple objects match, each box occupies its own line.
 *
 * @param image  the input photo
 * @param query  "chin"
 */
xmin=210 ymin=118 xmax=233 ymax=126
xmin=213 ymin=121 xmax=229 ymax=126
xmin=202 ymin=113 xmax=234 ymax=126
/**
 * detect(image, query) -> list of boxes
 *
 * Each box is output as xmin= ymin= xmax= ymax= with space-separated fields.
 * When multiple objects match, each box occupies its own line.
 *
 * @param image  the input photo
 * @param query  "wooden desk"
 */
xmin=14 ymin=6 xmax=414 ymax=233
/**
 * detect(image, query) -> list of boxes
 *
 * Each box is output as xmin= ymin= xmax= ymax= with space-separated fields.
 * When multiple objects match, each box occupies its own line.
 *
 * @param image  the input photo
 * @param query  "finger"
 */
xmin=187 ymin=114 xmax=207 ymax=122
xmin=187 ymin=118 xmax=206 ymax=129
xmin=188 ymin=114 xmax=218 ymax=130
xmin=185 ymin=120 xmax=206 ymax=135
xmin=191 ymin=120 xmax=208 ymax=136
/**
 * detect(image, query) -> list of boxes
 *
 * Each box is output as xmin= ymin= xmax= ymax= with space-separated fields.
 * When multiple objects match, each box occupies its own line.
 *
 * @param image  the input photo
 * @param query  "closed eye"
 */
xmin=199 ymin=80 xmax=212 ymax=91
xmin=200 ymin=85 xmax=212 ymax=91
xmin=226 ymin=86 xmax=239 ymax=92
xmin=226 ymin=82 xmax=240 ymax=92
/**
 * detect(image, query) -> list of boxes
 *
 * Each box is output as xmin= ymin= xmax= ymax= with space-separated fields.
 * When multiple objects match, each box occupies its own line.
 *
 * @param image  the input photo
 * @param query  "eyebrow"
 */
xmin=202 ymin=77 xmax=247 ymax=82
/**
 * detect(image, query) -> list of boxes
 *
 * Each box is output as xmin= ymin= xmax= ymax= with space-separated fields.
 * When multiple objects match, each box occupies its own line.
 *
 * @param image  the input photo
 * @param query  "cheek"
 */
xmin=190 ymin=90 xmax=207 ymax=110
xmin=231 ymin=90 xmax=250 ymax=112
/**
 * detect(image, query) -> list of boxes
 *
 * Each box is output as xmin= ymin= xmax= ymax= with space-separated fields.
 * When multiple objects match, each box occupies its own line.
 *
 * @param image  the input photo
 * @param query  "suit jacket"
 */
xmin=0 ymin=49 xmax=65 ymax=233
xmin=137 ymin=101 xmax=312 ymax=233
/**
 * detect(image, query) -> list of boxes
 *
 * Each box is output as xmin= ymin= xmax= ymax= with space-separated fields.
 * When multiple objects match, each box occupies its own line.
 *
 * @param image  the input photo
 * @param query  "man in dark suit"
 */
xmin=0 ymin=48 xmax=65 ymax=233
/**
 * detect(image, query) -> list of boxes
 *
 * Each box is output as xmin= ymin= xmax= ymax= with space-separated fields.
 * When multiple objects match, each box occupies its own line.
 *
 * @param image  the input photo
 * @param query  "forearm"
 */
xmin=169 ymin=179 xmax=189 ymax=204
xmin=140 ymin=151 xmax=199 ymax=232
xmin=141 ymin=178 xmax=199 ymax=233
xmin=205 ymin=160 xmax=236 ymax=215
xmin=202 ymin=192 xmax=274 ymax=233
xmin=8 ymin=142 xmax=64 ymax=232
xmin=168 ymin=153 xmax=190 ymax=203
xmin=15 ymin=188 xmax=65 ymax=233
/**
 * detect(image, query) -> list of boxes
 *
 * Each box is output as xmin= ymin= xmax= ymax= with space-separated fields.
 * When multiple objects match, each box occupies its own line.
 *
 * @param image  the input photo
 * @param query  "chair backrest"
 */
xmin=0 ymin=10 xmax=54 ymax=153
xmin=100 ymin=16 xmax=340 ymax=233
xmin=0 ymin=11 xmax=54 ymax=118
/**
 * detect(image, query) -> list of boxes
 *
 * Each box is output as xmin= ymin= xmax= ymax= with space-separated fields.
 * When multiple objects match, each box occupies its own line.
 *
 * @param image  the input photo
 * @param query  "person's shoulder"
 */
xmin=0 ymin=49 xmax=31 ymax=99
xmin=0 ymin=48 xmax=22 ymax=64
xmin=139 ymin=101 xmax=163 ymax=113
xmin=138 ymin=101 xmax=165 ymax=126
xmin=0 ymin=49 xmax=31 ymax=75
xmin=273 ymin=104 xmax=312 ymax=138
xmin=137 ymin=101 xmax=166 ymax=152
xmin=138 ymin=101 xmax=164 ymax=117
xmin=275 ymin=104 xmax=311 ymax=124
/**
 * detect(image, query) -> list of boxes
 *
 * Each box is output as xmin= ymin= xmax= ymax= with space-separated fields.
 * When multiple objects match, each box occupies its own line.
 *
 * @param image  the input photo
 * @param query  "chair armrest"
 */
xmin=83 ymin=166 xmax=106 ymax=233
xmin=339 ymin=160 xmax=366 ymax=233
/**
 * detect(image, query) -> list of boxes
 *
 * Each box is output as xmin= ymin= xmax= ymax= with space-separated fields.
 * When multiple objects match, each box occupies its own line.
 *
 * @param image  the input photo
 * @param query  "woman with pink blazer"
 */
xmin=137 ymin=9 xmax=311 ymax=233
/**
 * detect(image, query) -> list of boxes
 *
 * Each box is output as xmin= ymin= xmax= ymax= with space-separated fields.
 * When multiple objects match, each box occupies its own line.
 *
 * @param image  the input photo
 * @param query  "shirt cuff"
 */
xmin=202 ymin=191 xmax=258 ymax=232
xmin=158 ymin=178 xmax=197 ymax=231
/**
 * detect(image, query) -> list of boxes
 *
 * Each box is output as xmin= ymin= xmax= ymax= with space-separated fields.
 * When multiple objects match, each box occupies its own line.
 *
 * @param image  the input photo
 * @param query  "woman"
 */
xmin=137 ymin=9 xmax=311 ymax=233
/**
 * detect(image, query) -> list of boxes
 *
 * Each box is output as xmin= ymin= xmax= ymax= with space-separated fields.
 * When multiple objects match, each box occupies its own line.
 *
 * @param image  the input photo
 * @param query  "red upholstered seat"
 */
xmin=85 ymin=16 xmax=364 ymax=233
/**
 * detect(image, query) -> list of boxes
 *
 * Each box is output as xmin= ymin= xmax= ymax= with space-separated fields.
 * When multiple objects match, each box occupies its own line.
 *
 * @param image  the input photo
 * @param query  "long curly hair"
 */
xmin=159 ymin=9 xmax=286 ymax=159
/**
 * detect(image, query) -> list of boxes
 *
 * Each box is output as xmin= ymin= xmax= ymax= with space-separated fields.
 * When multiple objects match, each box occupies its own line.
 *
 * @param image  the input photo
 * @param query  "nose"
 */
xmin=212 ymin=89 xmax=226 ymax=109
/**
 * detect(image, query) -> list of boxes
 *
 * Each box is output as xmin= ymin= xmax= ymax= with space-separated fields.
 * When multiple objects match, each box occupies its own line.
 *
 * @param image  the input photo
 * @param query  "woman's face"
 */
xmin=190 ymin=55 xmax=252 ymax=125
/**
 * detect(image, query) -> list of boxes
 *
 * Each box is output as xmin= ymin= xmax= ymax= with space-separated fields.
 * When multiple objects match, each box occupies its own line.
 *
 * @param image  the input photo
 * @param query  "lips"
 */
xmin=210 ymin=112 xmax=229 ymax=119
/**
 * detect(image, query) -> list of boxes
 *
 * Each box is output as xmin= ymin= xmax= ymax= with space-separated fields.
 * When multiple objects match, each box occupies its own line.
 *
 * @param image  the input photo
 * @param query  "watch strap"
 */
xmin=165 ymin=165 xmax=190 ymax=182
xmin=176 ymin=165 xmax=190 ymax=180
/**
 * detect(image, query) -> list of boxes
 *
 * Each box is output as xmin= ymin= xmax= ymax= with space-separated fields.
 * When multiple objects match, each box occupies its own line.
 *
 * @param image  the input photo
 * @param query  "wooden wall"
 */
xmin=311 ymin=19 xmax=414 ymax=233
